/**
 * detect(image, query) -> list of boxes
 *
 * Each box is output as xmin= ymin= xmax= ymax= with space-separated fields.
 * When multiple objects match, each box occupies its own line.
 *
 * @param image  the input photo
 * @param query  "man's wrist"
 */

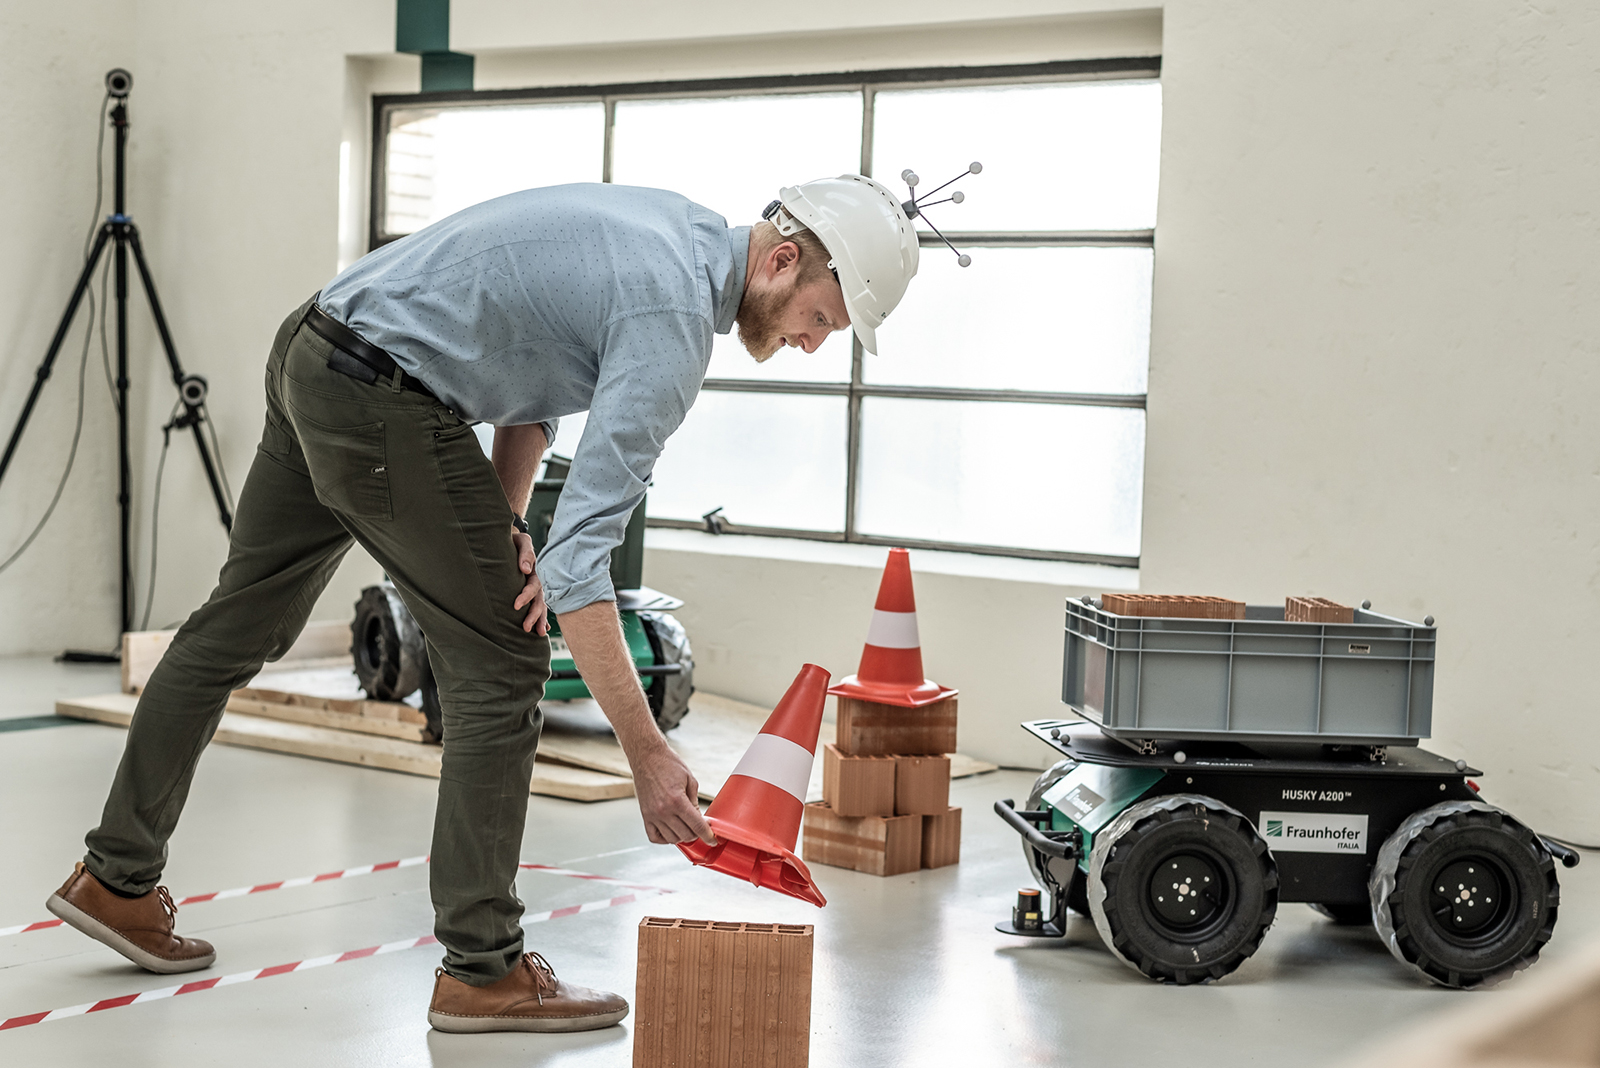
xmin=511 ymin=513 xmax=529 ymax=535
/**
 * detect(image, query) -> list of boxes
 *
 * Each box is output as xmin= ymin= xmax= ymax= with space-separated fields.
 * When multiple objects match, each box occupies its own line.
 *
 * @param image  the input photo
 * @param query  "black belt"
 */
xmin=304 ymin=303 xmax=438 ymax=401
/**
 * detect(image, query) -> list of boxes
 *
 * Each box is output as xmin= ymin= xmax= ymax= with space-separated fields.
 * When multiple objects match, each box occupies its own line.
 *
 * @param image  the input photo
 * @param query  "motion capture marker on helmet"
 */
xmin=899 ymin=162 xmax=982 ymax=267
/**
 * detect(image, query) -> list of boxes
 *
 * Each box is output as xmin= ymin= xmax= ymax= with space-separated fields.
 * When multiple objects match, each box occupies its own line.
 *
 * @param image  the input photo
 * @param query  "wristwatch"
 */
xmin=511 ymin=513 xmax=530 ymax=535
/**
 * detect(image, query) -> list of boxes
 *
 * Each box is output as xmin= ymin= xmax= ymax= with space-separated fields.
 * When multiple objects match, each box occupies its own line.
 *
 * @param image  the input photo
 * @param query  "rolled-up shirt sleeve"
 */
xmin=536 ymin=308 xmax=711 ymax=615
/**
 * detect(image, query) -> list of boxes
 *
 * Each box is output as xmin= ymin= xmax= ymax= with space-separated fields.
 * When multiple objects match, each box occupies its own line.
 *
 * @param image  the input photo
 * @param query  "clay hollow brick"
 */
xmin=801 ymin=802 xmax=921 ymax=877
xmin=634 ymin=917 xmax=813 ymax=1068
xmin=822 ymin=744 xmax=896 ymax=818
xmin=834 ymin=695 xmax=958 ymax=757
xmin=1284 ymin=595 xmax=1355 ymax=624
xmin=893 ymin=754 xmax=951 ymax=816
xmin=921 ymin=807 xmax=962 ymax=869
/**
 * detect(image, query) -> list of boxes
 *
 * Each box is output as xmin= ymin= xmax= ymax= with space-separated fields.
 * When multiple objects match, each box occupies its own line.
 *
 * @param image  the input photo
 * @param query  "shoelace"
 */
xmin=524 ymin=951 xmax=558 ymax=1004
xmin=156 ymin=885 xmax=178 ymax=928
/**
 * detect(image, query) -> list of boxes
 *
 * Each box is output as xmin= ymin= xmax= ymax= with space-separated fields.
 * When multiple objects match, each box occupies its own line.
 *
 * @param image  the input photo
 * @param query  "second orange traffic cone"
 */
xmin=678 ymin=664 xmax=830 ymax=907
xmin=828 ymin=548 xmax=957 ymax=708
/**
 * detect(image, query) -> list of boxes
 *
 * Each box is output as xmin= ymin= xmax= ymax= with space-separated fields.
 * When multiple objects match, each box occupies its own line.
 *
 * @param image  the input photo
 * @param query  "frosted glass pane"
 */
xmin=612 ymin=93 xmax=863 ymax=383
xmin=856 ymin=398 xmax=1143 ymax=556
xmin=611 ymin=93 xmax=863 ymax=226
xmin=649 ymin=392 xmax=847 ymax=532
xmin=704 ymin=324 xmax=852 ymax=383
xmin=384 ymin=103 xmax=605 ymax=235
xmin=868 ymin=247 xmax=1150 ymax=393
xmin=873 ymin=81 xmax=1161 ymax=231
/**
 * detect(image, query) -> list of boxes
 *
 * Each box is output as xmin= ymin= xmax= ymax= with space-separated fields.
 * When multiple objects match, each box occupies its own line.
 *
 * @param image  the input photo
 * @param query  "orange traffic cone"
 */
xmin=678 ymin=664 xmax=830 ymax=907
xmin=828 ymin=548 xmax=957 ymax=708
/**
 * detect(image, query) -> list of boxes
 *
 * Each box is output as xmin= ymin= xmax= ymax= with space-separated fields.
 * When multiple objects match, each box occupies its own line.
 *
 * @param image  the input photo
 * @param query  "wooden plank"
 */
xmin=122 ymin=619 xmax=353 ymax=694
xmin=54 ymin=694 xmax=632 ymax=802
xmin=224 ymin=695 xmax=427 ymax=742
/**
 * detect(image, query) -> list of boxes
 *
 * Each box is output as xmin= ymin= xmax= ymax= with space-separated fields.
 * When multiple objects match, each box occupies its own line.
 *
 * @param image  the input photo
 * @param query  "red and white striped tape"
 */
xmin=0 ymin=889 xmax=659 ymax=1032
xmin=2 ymin=856 xmax=670 ymax=939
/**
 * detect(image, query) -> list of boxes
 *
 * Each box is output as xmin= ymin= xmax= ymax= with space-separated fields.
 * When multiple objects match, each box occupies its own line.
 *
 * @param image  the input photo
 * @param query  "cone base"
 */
xmin=827 ymin=674 xmax=958 ymax=708
xmin=676 ymin=817 xmax=827 ymax=908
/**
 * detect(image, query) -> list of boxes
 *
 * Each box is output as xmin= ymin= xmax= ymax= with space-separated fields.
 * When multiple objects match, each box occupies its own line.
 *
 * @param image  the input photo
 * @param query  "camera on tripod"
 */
xmin=105 ymin=68 xmax=132 ymax=98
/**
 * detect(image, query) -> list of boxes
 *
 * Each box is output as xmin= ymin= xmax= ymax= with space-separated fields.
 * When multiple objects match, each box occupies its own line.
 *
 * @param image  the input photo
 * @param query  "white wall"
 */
xmin=2 ymin=1 xmax=1595 ymax=838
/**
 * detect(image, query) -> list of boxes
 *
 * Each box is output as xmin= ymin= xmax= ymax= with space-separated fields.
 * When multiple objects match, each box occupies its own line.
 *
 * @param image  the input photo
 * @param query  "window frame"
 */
xmin=369 ymin=56 xmax=1160 ymax=568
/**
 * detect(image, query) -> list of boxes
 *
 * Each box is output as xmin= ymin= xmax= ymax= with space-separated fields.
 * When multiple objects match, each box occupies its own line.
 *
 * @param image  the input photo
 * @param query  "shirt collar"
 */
xmin=714 ymin=225 xmax=750 ymax=336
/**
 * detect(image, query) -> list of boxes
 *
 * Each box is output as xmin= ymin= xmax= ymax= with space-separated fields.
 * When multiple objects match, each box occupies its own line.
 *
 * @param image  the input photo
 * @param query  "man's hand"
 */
xmin=511 ymin=529 xmax=548 ymax=636
xmin=631 ymin=740 xmax=717 ymax=846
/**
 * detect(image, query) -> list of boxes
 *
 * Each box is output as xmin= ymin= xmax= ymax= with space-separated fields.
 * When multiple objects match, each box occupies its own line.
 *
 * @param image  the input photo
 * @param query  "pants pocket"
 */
xmin=286 ymin=405 xmax=393 ymax=519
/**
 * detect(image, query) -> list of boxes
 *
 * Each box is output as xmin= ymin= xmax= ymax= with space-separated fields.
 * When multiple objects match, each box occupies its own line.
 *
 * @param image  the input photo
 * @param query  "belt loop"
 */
xmin=390 ymin=368 xmax=405 ymax=394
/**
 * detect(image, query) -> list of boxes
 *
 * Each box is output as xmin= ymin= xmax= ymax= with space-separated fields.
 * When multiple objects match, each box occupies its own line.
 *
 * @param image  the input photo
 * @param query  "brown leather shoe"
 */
xmin=428 ymin=952 xmax=628 ymax=1033
xmin=46 ymin=862 xmax=216 ymax=974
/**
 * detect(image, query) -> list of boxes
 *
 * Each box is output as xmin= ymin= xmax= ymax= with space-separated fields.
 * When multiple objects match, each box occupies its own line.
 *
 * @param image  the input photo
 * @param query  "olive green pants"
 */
xmin=84 ymin=297 xmax=549 ymax=984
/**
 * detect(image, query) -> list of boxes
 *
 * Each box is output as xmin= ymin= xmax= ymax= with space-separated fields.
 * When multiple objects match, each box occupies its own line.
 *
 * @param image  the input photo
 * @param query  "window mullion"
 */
xmin=844 ymin=83 xmax=874 ymax=542
xmin=601 ymin=97 xmax=616 ymax=183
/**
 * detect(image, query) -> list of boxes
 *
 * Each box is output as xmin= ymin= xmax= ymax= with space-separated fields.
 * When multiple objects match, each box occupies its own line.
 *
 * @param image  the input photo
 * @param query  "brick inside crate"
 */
xmin=801 ymin=802 xmax=921 ymax=876
xmin=921 ymin=807 xmax=962 ymax=869
xmin=1285 ymin=595 xmax=1355 ymax=624
xmin=834 ymin=695 xmax=958 ymax=757
xmin=1102 ymin=593 xmax=1245 ymax=620
xmin=894 ymin=754 xmax=951 ymax=816
xmin=821 ymin=743 xmax=896 ymax=817
xmin=634 ymin=917 xmax=813 ymax=1068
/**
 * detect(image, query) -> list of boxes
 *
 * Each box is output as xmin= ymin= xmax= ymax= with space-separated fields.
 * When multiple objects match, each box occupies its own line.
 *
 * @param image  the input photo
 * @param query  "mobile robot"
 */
xmin=995 ymin=597 xmax=1579 ymax=988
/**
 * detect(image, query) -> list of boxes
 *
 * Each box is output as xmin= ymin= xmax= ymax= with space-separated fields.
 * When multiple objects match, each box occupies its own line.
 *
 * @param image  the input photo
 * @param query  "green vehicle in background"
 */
xmin=350 ymin=454 xmax=694 ymax=742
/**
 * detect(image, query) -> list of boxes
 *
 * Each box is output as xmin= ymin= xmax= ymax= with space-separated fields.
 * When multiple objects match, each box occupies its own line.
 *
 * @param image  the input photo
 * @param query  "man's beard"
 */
xmin=735 ymin=279 xmax=790 ymax=362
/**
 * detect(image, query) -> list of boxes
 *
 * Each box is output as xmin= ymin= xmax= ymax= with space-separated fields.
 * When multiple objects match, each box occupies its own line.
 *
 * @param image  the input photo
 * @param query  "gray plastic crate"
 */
xmin=1061 ymin=600 xmax=1435 ymax=746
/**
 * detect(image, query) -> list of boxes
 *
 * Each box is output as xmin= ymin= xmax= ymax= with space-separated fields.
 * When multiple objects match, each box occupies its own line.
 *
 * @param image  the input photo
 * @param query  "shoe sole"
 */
xmin=45 ymin=893 xmax=216 ymax=975
xmin=427 ymin=1005 xmax=629 ymax=1033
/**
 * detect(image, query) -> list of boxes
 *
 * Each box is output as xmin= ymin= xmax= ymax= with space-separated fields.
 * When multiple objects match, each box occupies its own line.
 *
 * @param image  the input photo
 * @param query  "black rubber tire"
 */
xmin=1023 ymin=760 xmax=1090 ymax=921
xmin=1373 ymin=806 xmax=1558 ymax=989
xmin=1089 ymin=795 xmax=1279 ymax=985
xmin=351 ymin=584 xmax=428 ymax=701
xmin=1309 ymin=902 xmax=1373 ymax=926
xmin=639 ymin=611 xmax=694 ymax=732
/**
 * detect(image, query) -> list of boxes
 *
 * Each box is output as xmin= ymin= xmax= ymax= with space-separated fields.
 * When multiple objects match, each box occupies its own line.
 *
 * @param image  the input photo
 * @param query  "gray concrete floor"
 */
xmin=2 ymin=653 xmax=1596 ymax=1066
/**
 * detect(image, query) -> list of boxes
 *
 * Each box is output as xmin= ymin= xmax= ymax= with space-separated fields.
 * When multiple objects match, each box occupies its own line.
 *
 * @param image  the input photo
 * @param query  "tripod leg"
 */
xmin=0 ymin=225 xmax=113 ymax=486
xmin=126 ymin=227 xmax=234 ymax=532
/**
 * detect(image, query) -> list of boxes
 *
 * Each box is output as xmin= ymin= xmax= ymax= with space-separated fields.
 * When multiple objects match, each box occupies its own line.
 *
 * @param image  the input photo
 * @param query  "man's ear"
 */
xmin=768 ymin=240 xmax=801 ymax=278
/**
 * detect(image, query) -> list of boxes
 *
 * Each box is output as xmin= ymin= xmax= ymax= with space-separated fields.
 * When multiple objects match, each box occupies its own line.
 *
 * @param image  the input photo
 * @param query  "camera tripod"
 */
xmin=0 ymin=68 xmax=233 ymax=646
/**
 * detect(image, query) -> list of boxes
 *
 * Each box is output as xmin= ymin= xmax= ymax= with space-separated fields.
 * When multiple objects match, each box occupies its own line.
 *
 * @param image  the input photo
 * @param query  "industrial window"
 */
xmin=370 ymin=59 xmax=1160 ymax=566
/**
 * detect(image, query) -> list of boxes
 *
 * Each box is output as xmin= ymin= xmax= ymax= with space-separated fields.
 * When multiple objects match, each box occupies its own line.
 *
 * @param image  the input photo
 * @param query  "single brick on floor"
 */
xmin=893 ymin=754 xmax=951 ymax=816
xmin=801 ymin=801 xmax=921 ymax=876
xmin=634 ymin=917 xmax=813 ymax=1068
xmin=921 ymin=807 xmax=962 ymax=869
xmin=834 ymin=695 xmax=958 ymax=757
xmin=822 ymin=743 xmax=896 ymax=817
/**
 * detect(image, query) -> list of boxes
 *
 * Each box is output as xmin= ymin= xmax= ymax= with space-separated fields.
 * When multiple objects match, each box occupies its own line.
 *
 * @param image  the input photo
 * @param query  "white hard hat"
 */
xmin=766 ymin=174 xmax=920 ymax=355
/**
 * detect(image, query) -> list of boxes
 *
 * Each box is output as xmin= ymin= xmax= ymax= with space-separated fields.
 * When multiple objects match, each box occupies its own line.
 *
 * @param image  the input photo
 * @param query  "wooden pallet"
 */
xmin=55 ymin=693 xmax=634 ymax=802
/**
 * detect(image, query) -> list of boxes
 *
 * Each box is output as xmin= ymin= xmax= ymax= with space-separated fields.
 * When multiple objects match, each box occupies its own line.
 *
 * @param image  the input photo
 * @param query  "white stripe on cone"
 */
xmin=865 ymin=609 xmax=920 ymax=649
xmin=728 ymin=733 xmax=815 ymax=802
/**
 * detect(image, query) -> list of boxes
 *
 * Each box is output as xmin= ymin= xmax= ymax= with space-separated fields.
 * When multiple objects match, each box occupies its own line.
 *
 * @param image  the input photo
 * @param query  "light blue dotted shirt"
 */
xmin=318 ymin=183 xmax=749 ymax=615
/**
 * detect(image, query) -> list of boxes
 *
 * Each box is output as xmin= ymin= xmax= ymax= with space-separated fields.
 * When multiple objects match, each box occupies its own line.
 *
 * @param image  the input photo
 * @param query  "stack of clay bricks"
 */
xmin=1102 ymin=593 xmax=1246 ymax=620
xmin=634 ymin=917 xmax=813 ymax=1067
xmin=799 ymin=695 xmax=961 ymax=877
xmin=1285 ymin=595 xmax=1355 ymax=623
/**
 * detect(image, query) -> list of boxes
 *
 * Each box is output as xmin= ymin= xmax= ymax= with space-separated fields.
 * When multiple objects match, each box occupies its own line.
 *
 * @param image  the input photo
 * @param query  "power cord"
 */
xmin=139 ymin=399 xmax=182 ymax=631
xmin=0 ymin=91 xmax=112 ymax=579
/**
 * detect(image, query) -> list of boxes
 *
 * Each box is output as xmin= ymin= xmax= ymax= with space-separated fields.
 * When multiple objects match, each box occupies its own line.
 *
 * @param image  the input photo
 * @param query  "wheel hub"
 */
xmin=1148 ymin=853 xmax=1223 ymax=929
xmin=1431 ymin=857 xmax=1507 ymax=937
